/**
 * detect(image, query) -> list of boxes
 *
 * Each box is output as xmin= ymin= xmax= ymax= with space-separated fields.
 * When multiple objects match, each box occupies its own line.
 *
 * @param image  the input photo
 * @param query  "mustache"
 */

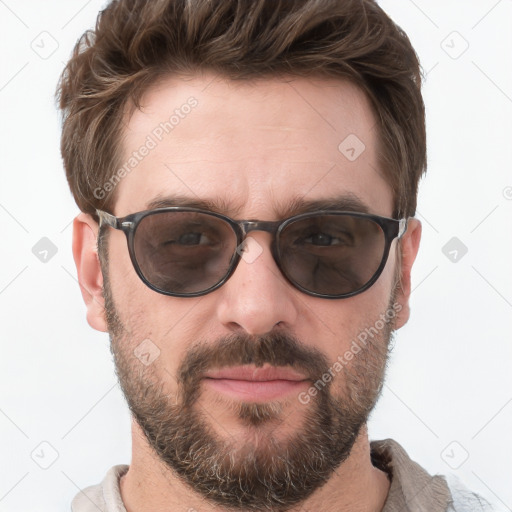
xmin=176 ymin=330 xmax=331 ymax=406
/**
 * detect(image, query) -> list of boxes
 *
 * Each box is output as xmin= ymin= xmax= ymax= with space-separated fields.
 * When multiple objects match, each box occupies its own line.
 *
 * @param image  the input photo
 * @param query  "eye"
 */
xmin=176 ymin=232 xmax=210 ymax=245
xmin=303 ymin=232 xmax=343 ymax=246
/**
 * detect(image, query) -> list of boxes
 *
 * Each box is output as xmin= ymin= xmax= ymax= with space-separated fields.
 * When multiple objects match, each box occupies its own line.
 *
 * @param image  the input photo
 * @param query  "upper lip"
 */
xmin=202 ymin=364 xmax=309 ymax=382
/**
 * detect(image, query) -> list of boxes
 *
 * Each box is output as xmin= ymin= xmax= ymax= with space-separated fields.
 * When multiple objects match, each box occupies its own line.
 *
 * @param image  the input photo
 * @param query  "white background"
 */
xmin=0 ymin=1 xmax=511 ymax=510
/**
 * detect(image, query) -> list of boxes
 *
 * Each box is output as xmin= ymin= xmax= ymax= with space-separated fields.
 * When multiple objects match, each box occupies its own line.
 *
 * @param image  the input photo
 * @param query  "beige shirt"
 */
xmin=71 ymin=438 xmax=495 ymax=511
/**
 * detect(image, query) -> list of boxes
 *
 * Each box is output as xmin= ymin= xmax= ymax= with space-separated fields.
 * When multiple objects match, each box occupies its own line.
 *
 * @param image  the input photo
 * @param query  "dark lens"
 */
xmin=133 ymin=211 xmax=237 ymax=294
xmin=278 ymin=214 xmax=386 ymax=296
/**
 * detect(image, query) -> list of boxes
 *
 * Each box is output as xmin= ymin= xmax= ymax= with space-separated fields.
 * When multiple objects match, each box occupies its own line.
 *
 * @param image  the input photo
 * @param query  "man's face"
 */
xmin=95 ymin=74 xmax=409 ymax=510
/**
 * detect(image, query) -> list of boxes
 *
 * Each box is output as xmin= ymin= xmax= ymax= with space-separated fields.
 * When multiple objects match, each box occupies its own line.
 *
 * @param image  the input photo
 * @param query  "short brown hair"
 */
xmin=56 ymin=0 xmax=426 ymax=221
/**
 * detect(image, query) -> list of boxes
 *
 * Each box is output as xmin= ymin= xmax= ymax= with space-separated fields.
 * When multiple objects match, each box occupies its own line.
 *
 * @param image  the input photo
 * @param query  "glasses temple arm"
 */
xmin=96 ymin=209 xmax=118 ymax=229
xmin=398 ymin=218 xmax=408 ymax=238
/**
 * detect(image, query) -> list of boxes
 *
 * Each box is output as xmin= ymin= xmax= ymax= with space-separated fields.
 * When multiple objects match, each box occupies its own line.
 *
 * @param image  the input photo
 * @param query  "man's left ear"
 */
xmin=394 ymin=218 xmax=422 ymax=329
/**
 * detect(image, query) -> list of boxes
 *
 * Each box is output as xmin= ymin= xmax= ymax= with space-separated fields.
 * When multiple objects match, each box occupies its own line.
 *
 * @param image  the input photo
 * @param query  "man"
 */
xmin=57 ymin=0 xmax=494 ymax=510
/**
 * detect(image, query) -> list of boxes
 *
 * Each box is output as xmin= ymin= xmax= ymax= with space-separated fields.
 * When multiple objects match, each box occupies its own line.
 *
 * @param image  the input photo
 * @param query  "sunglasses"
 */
xmin=96 ymin=207 xmax=407 ymax=299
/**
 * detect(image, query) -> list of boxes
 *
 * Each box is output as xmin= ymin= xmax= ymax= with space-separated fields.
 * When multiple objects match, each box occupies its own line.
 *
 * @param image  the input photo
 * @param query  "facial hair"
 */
xmin=102 ymin=263 xmax=396 ymax=511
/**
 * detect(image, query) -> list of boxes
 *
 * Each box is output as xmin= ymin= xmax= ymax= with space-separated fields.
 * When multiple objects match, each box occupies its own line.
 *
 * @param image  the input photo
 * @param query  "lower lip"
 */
xmin=203 ymin=378 xmax=309 ymax=402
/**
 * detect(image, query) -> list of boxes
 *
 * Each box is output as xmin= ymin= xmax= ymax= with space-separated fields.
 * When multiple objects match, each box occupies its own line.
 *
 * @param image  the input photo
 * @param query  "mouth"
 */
xmin=201 ymin=364 xmax=311 ymax=402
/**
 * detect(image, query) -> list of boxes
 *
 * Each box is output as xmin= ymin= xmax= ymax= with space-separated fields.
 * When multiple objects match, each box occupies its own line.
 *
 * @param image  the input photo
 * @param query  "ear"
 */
xmin=72 ymin=212 xmax=108 ymax=332
xmin=394 ymin=218 xmax=422 ymax=329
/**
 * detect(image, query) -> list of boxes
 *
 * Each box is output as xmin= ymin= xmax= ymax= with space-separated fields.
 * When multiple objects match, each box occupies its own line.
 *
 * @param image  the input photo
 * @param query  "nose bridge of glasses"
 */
xmin=238 ymin=219 xmax=282 ymax=238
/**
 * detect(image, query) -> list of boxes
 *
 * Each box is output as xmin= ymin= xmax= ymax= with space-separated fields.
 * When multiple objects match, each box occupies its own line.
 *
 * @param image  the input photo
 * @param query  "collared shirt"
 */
xmin=71 ymin=438 xmax=496 ymax=511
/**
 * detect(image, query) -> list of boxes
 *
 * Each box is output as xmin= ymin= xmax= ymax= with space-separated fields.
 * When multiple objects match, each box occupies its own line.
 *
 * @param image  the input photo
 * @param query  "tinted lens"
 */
xmin=133 ymin=211 xmax=237 ymax=294
xmin=278 ymin=214 xmax=386 ymax=296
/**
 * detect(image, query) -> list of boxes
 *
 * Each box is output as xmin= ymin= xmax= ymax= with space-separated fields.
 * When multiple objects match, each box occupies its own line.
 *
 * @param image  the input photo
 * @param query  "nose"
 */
xmin=215 ymin=233 xmax=300 ymax=335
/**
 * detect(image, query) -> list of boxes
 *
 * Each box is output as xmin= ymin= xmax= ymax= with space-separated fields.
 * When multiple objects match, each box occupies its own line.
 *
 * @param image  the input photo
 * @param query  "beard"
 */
xmin=102 ymin=259 xmax=396 ymax=511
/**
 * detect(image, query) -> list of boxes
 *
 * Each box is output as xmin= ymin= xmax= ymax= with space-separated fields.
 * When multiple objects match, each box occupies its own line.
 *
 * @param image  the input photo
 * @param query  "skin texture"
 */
xmin=72 ymin=74 xmax=422 ymax=511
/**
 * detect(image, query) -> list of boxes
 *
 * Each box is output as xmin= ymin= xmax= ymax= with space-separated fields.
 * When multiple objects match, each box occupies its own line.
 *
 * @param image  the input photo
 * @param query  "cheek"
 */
xmin=108 ymin=270 xmax=211 ymax=390
xmin=306 ymin=272 xmax=396 ymax=367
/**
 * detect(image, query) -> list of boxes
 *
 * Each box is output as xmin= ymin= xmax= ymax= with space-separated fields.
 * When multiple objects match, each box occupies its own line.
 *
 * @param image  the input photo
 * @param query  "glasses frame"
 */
xmin=97 ymin=207 xmax=408 ymax=299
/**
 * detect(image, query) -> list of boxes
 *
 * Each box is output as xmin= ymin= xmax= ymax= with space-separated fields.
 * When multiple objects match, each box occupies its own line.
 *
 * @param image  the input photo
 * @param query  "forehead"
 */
xmin=113 ymin=73 xmax=393 ymax=219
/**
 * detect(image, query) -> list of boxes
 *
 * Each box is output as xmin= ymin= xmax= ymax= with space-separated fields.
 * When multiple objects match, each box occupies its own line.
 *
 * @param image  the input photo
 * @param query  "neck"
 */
xmin=120 ymin=421 xmax=390 ymax=512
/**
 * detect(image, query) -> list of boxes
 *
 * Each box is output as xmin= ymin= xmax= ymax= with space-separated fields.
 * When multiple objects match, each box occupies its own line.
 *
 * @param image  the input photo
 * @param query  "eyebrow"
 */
xmin=145 ymin=192 xmax=371 ymax=219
